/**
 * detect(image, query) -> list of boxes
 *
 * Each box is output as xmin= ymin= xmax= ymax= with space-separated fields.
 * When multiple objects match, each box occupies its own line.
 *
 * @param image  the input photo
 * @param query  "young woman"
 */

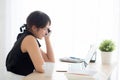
xmin=6 ymin=11 xmax=55 ymax=76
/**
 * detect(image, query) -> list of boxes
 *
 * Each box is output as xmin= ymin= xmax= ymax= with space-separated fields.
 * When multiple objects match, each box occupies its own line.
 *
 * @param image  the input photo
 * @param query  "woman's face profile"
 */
xmin=35 ymin=23 xmax=50 ymax=39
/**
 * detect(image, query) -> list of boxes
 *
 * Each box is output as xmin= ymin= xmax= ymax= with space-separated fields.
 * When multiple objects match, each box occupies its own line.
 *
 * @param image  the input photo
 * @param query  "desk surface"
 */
xmin=23 ymin=62 xmax=116 ymax=80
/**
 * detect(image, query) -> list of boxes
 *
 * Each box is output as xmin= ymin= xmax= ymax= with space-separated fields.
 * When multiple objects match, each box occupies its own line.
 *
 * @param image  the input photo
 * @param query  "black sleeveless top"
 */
xmin=6 ymin=30 xmax=41 ymax=76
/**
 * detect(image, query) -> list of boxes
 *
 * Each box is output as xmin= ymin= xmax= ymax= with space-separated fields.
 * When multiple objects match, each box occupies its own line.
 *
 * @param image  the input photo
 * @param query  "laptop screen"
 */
xmin=84 ymin=45 xmax=97 ymax=65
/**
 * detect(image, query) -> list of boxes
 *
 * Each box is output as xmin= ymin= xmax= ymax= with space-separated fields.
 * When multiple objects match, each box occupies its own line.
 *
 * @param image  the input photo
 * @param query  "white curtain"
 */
xmin=2 ymin=0 xmax=120 ymax=79
xmin=5 ymin=0 xmax=119 ymax=58
xmin=0 ymin=0 xmax=6 ymax=79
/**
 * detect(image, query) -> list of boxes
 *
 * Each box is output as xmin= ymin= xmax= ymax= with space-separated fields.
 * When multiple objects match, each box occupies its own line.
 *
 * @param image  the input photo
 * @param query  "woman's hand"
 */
xmin=45 ymin=28 xmax=51 ymax=37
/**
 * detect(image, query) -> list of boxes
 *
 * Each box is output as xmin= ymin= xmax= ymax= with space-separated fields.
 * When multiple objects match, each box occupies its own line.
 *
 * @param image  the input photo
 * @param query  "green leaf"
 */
xmin=99 ymin=40 xmax=115 ymax=52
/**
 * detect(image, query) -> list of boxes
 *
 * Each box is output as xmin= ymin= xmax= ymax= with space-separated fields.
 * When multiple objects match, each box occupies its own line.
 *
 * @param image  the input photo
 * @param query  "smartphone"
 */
xmin=48 ymin=28 xmax=51 ymax=33
xmin=45 ymin=28 xmax=51 ymax=36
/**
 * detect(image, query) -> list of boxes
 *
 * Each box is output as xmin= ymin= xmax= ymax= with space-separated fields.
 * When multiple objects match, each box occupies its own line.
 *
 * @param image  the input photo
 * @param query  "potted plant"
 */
xmin=99 ymin=40 xmax=115 ymax=64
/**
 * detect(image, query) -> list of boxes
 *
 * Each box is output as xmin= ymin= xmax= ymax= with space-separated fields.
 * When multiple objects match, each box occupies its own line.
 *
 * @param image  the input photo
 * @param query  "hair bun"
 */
xmin=20 ymin=24 xmax=27 ymax=32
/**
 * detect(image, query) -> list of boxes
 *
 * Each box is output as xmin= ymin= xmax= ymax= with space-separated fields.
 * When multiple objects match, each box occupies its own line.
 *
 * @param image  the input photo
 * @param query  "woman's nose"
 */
xmin=45 ymin=31 xmax=48 ymax=36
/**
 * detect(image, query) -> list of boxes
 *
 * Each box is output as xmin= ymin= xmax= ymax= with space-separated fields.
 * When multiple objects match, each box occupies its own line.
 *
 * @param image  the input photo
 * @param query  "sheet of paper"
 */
xmin=67 ymin=69 xmax=97 ymax=76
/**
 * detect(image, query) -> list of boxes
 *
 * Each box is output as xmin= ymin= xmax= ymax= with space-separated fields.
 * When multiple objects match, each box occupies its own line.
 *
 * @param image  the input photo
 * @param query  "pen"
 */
xmin=56 ymin=70 xmax=67 ymax=72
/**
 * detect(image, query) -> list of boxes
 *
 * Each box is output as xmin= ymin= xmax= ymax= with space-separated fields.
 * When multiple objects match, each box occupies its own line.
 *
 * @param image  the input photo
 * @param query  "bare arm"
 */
xmin=21 ymin=35 xmax=45 ymax=73
xmin=41 ymin=36 xmax=55 ymax=62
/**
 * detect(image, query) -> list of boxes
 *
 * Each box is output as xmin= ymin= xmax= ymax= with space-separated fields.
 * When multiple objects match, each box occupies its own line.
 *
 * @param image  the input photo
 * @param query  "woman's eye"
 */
xmin=43 ymin=28 xmax=47 ymax=30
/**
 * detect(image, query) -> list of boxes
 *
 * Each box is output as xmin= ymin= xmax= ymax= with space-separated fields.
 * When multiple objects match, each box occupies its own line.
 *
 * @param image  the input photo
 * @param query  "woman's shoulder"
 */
xmin=23 ymin=35 xmax=36 ymax=43
xmin=17 ymin=30 xmax=33 ymax=40
xmin=25 ymin=35 xmax=41 ymax=47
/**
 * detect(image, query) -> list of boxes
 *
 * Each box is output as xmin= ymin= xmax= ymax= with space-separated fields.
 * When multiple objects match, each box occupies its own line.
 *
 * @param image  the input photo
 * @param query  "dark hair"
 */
xmin=20 ymin=11 xmax=51 ymax=32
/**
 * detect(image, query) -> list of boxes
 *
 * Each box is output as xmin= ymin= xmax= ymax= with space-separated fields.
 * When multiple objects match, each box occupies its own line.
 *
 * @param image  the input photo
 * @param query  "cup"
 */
xmin=43 ymin=62 xmax=55 ymax=77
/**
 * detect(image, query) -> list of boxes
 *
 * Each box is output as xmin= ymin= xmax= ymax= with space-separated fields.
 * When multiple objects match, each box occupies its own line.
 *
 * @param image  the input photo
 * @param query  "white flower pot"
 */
xmin=101 ymin=52 xmax=112 ymax=64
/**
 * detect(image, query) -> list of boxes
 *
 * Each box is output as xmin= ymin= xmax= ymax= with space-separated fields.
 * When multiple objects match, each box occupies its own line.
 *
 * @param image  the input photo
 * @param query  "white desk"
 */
xmin=22 ymin=62 xmax=117 ymax=80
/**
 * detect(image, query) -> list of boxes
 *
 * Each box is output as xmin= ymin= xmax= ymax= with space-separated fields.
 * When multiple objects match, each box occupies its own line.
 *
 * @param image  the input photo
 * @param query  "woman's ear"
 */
xmin=31 ymin=25 xmax=37 ymax=32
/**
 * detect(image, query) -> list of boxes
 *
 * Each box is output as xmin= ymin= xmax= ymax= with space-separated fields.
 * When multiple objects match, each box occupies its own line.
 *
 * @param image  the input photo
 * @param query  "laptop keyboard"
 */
xmin=60 ymin=57 xmax=84 ymax=63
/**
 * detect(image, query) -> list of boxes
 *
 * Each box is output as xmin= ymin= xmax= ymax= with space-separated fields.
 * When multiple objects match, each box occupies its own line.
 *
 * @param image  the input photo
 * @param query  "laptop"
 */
xmin=59 ymin=45 xmax=97 ymax=72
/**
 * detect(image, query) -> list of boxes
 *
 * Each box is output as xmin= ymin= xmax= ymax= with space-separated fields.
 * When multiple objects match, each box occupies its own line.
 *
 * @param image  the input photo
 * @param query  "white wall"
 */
xmin=0 ymin=0 xmax=7 ymax=79
xmin=4 ymin=0 xmax=99 ymax=59
xmin=4 ymin=0 xmax=120 ymax=60
xmin=0 ymin=0 xmax=6 ymax=69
